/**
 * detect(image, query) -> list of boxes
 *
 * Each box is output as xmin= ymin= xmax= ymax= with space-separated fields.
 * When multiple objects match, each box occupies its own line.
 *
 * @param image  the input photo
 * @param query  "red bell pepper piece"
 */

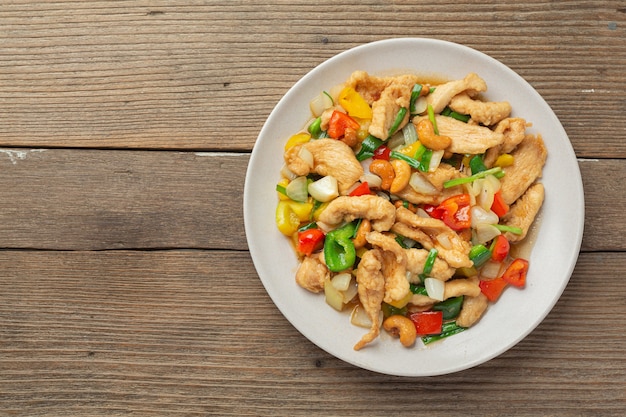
xmin=409 ymin=310 xmax=443 ymax=335
xmin=491 ymin=235 xmax=510 ymax=262
xmin=479 ymin=277 xmax=508 ymax=302
xmin=349 ymin=181 xmax=371 ymax=197
xmin=491 ymin=191 xmax=509 ymax=218
xmin=327 ymin=110 xmax=360 ymax=139
xmin=423 ymin=204 xmax=439 ymax=217
xmin=297 ymin=228 xmax=325 ymax=256
xmin=501 ymin=258 xmax=529 ymax=287
xmin=427 ymin=194 xmax=472 ymax=231
xmin=373 ymin=145 xmax=391 ymax=160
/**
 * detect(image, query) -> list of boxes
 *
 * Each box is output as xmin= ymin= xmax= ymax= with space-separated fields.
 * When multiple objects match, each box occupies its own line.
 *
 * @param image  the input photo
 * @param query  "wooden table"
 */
xmin=1 ymin=2 xmax=624 ymax=415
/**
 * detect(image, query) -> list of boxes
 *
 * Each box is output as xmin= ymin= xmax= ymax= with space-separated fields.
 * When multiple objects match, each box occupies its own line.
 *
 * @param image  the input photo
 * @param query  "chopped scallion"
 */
xmin=389 ymin=107 xmax=408 ymax=137
xmin=493 ymin=224 xmax=524 ymax=235
xmin=276 ymin=184 xmax=287 ymax=195
xmin=395 ymin=234 xmax=411 ymax=249
xmin=413 ymin=143 xmax=427 ymax=160
xmin=390 ymin=150 xmax=421 ymax=170
xmin=410 ymin=283 xmax=428 ymax=295
xmin=443 ymin=167 xmax=503 ymax=188
xmin=427 ymin=104 xmax=439 ymax=135
xmin=423 ymin=248 xmax=438 ymax=275
xmin=409 ymin=84 xmax=423 ymax=114
xmin=469 ymin=155 xmax=487 ymax=175
xmin=391 ymin=147 xmax=432 ymax=172
xmin=469 ymin=244 xmax=491 ymax=268
xmin=355 ymin=135 xmax=384 ymax=161
xmin=421 ymin=321 xmax=466 ymax=345
xmin=420 ymin=148 xmax=433 ymax=172
xmin=441 ymin=106 xmax=471 ymax=123
xmin=323 ymin=90 xmax=334 ymax=105
xmin=352 ymin=218 xmax=363 ymax=239
xmin=298 ymin=222 xmax=318 ymax=232
xmin=419 ymin=248 xmax=438 ymax=281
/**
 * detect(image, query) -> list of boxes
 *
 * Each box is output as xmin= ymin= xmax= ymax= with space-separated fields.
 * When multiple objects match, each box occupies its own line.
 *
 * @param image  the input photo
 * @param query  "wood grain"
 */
xmin=0 ymin=250 xmax=624 ymax=416
xmin=0 ymin=149 xmax=622 ymax=252
xmin=0 ymin=149 xmax=248 ymax=250
xmin=1 ymin=1 xmax=625 ymax=415
xmin=1 ymin=2 xmax=624 ymax=156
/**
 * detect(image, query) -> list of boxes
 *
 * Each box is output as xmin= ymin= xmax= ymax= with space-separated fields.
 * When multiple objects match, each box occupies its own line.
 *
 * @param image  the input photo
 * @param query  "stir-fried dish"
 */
xmin=275 ymin=71 xmax=546 ymax=350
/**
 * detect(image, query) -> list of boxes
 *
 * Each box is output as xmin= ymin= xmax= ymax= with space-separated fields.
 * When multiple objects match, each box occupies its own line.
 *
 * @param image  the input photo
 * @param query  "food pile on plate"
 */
xmin=275 ymin=71 xmax=546 ymax=350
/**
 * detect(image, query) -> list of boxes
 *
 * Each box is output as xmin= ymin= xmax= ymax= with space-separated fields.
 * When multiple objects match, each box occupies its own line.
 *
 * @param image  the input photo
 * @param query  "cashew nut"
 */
xmin=389 ymin=159 xmax=411 ymax=194
xmin=369 ymin=159 xmax=395 ymax=191
xmin=341 ymin=127 xmax=359 ymax=148
xmin=382 ymin=315 xmax=417 ymax=347
xmin=352 ymin=218 xmax=372 ymax=249
xmin=415 ymin=119 xmax=452 ymax=151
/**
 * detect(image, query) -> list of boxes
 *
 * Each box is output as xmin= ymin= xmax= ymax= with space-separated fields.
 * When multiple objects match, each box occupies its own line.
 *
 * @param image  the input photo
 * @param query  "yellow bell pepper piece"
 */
xmin=355 ymin=246 xmax=368 ymax=259
xmin=396 ymin=141 xmax=422 ymax=157
xmin=312 ymin=201 xmax=329 ymax=221
xmin=494 ymin=153 xmax=514 ymax=168
xmin=275 ymin=201 xmax=300 ymax=236
xmin=338 ymin=87 xmax=372 ymax=120
xmin=287 ymin=200 xmax=313 ymax=222
xmin=387 ymin=291 xmax=413 ymax=309
xmin=284 ymin=132 xmax=311 ymax=151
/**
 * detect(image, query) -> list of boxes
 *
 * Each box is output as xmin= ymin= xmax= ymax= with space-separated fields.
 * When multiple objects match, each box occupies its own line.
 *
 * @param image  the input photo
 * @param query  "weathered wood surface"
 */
xmin=0 ymin=150 xmax=622 ymax=252
xmin=0 ymin=1 xmax=624 ymax=156
xmin=0 ymin=149 xmax=248 ymax=250
xmin=1 ymin=251 xmax=624 ymax=416
xmin=1 ymin=1 xmax=625 ymax=416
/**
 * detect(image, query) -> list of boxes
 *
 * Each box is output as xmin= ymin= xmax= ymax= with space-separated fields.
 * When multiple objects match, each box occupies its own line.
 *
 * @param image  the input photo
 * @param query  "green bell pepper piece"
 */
xmin=323 ymin=221 xmax=358 ymax=272
xmin=433 ymin=296 xmax=464 ymax=320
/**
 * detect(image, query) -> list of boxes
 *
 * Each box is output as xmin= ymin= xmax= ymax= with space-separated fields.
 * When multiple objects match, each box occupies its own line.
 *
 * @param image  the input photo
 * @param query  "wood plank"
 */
xmin=0 ymin=149 xmax=248 ymax=250
xmin=0 ymin=250 xmax=624 ymax=415
xmin=579 ymin=158 xmax=626 ymax=252
xmin=1 ymin=2 xmax=624 ymax=156
xmin=0 ymin=149 xmax=622 ymax=251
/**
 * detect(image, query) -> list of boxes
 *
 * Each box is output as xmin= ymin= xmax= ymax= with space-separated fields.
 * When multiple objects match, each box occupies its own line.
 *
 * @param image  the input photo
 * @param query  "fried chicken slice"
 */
xmin=365 ymin=231 xmax=410 ymax=304
xmin=295 ymin=253 xmax=329 ymax=293
xmin=449 ymin=92 xmax=511 ymax=126
xmin=318 ymin=195 xmax=396 ymax=232
xmin=423 ymin=115 xmax=505 ymax=155
xmin=427 ymin=73 xmax=488 ymax=113
xmin=502 ymin=182 xmax=545 ymax=242
xmin=284 ymin=138 xmax=363 ymax=194
xmin=456 ymin=292 xmax=489 ymax=328
xmin=392 ymin=207 xmax=473 ymax=268
xmin=345 ymin=71 xmax=421 ymax=139
xmin=405 ymin=248 xmax=456 ymax=282
xmin=354 ymin=249 xmax=385 ymax=351
xmin=499 ymin=134 xmax=547 ymax=205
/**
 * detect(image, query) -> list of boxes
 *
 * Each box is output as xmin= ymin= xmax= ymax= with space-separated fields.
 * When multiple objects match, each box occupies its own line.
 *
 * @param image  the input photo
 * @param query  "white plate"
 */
xmin=243 ymin=38 xmax=584 ymax=376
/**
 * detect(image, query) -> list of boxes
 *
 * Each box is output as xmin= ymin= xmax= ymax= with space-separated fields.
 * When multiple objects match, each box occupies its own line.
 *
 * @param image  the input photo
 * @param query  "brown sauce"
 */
xmin=509 ymin=207 xmax=544 ymax=260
